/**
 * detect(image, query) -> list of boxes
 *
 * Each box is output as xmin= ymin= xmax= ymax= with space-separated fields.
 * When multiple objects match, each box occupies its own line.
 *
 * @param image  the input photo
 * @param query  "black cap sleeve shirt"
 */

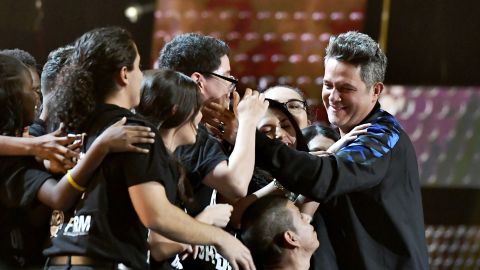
xmin=174 ymin=124 xmax=228 ymax=216
xmin=43 ymin=104 xmax=179 ymax=270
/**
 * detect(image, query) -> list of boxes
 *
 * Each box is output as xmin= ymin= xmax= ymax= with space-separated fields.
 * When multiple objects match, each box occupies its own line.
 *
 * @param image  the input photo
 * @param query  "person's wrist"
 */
xmin=92 ymin=135 xmax=110 ymax=156
xmin=212 ymin=228 xmax=227 ymax=247
xmin=238 ymin=118 xmax=258 ymax=130
xmin=195 ymin=212 xmax=211 ymax=225
xmin=27 ymin=137 xmax=42 ymax=156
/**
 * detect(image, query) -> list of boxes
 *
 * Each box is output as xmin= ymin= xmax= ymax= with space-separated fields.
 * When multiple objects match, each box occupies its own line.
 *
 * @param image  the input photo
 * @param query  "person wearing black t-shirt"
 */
xmin=158 ymin=33 xmax=261 ymax=206
xmin=43 ymin=27 xmax=256 ymax=270
xmin=0 ymin=54 xmax=155 ymax=269
xmin=137 ymin=70 xmax=267 ymax=270
xmin=157 ymin=34 xmax=269 ymax=270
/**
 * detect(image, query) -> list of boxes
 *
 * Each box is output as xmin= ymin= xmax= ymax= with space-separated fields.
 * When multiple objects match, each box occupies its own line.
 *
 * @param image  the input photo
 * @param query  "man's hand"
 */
xmin=195 ymin=204 xmax=233 ymax=228
xmin=202 ymin=91 xmax=241 ymax=144
xmin=328 ymin=123 xmax=371 ymax=153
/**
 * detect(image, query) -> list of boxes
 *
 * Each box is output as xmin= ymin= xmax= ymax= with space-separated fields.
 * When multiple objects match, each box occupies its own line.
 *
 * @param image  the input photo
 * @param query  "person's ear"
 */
xmin=283 ymin=230 xmax=300 ymax=248
xmin=372 ymin=82 xmax=384 ymax=102
xmin=171 ymin=104 xmax=178 ymax=116
xmin=191 ymin=72 xmax=206 ymax=95
xmin=117 ymin=66 xmax=129 ymax=86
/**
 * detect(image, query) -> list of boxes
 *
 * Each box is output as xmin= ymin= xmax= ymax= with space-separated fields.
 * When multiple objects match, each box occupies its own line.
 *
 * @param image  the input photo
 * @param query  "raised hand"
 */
xmin=236 ymin=88 xmax=269 ymax=125
xmin=195 ymin=204 xmax=233 ymax=228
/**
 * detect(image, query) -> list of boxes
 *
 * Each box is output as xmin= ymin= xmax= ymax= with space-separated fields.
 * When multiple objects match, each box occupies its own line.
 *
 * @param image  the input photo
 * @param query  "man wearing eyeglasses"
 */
xmin=154 ymin=33 xmax=267 ymax=270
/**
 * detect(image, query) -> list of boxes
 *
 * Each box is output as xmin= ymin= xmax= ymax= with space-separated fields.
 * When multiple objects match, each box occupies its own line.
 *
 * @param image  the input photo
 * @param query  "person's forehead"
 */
xmin=265 ymin=87 xmax=303 ymax=102
xmin=212 ymin=55 xmax=231 ymax=75
xmin=324 ymin=58 xmax=363 ymax=83
xmin=258 ymin=110 xmax=279 ymax=126
xmin=271 ymin=108 xmax=290 ymax=123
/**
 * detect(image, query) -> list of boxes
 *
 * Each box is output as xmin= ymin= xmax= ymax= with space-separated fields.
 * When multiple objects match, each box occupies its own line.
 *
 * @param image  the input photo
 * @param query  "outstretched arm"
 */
xmin=130 ymin=182 xmax=255 ymax=270
xmin=37 ymin=117 xmax=155 ymax=210
xmin=255 ymin=121 xmax=395 ymax=202
xmin=0 ymin=124 xmax=78 ymax=168
xmin=149 ymin=203 xmax=233 ymax=262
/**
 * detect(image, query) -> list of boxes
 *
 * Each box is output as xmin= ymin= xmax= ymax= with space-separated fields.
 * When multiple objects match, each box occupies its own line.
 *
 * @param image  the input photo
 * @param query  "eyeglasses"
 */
xmin=274 ymin=99 xmax=308 ymax=114
xmin=202 ymin=71 xmax=238 ymax=92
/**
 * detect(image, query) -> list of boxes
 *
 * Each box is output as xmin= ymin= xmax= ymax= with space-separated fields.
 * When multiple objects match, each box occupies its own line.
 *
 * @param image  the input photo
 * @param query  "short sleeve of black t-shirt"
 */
xmin=106 ymin=123 xmax=179 ymax=202
xmin=0 ymin=156 xmax=51 ymax=208
xmin=174 ymin=125 xmax=228 ymax=188
xmin=84 ymin=105 xmax=180 ymax=202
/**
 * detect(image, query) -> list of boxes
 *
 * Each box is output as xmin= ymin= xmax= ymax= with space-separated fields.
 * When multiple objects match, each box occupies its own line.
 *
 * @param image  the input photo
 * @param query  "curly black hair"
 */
xmin=158 ymin=33 xmax=229 ymax=77
xmin=41 ymin=45 xmax=74 ymax=96
xmin=0 ymin=48 xmax=38 ymax=70
xmin=47 ymin=27 xmax=137 ymax=133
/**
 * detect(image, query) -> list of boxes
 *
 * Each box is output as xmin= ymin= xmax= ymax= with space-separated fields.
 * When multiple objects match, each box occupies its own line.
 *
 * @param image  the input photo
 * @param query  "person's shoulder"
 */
xmin=125 ymin=114 xmax=158 ymax=130
xmin=369 ymin=109 xmax=402 ymax=137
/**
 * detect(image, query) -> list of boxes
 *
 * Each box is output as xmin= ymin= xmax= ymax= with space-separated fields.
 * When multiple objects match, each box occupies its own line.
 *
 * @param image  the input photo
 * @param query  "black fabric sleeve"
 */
xmin=0 ymin=157 xmax=52 ymax=208
xmin=110 ymin=131 xmax=174 ymax=188
xmin=254 ymin=121 xmax=398 ymax=202
xmin=175 ymin=126 xmax=228 ymax=185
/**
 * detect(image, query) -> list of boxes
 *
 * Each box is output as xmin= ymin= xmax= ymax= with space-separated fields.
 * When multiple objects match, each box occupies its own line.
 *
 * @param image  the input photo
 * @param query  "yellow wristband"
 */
xmin=67 ymin=170 xmax=86 ymax=192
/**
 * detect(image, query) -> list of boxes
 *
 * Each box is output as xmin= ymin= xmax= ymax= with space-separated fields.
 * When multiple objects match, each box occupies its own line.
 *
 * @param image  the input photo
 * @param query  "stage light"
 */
xmin=124 ymin=2 xmax=155 ymax=23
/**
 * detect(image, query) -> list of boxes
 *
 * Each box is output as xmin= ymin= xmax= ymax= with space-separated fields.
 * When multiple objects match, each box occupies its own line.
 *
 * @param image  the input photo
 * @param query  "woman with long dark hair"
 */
xmin=43 ymin=27 xmax=256 ymax=270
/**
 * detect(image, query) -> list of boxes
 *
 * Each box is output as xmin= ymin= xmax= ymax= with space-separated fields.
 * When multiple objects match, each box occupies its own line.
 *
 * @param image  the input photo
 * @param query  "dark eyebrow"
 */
xmin=339 ymin=83 xmax=357 ymax=90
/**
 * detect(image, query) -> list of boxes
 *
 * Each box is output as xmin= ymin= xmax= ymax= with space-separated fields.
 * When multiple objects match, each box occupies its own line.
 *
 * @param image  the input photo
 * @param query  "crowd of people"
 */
xmin=0 ymin=27 xmax=429 ymax=270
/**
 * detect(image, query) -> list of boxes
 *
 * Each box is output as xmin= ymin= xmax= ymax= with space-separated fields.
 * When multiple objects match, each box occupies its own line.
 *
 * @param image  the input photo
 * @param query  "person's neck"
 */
xmin=160 ymin=129 xmax=177 ymax=153
xmin=266 ymin=252 xmax=310 ymax=270
xmin=339 ymin=103 xmax=379 ymax=137
xmin=103 ymin=91 xmax=132 ymax=110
